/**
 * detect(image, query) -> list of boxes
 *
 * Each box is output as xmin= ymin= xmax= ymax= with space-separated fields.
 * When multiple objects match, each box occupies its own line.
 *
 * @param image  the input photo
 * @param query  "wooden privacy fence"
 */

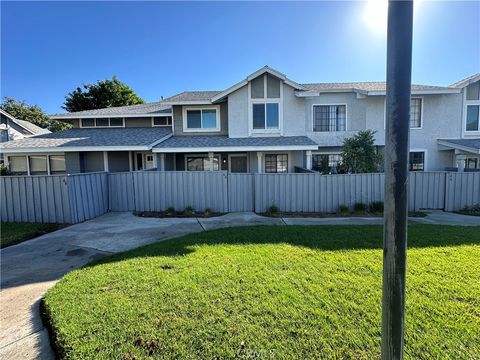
xmin=1 ymin=171 xmax=479 ymax=223
xmin=0 ymin=172 xmax=108 ymax=224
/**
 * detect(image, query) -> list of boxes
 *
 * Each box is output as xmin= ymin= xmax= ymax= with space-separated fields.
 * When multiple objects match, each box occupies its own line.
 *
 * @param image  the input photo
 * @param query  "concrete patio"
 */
xmin=1 ymin=211 xmax=478 ymax=359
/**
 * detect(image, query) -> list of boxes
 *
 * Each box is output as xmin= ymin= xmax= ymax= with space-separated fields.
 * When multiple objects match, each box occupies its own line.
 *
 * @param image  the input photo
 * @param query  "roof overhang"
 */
xmin=437 ymin=139 xmax=480 ymax=155
xmin=153 ymin=144 xmax=319 ymax=153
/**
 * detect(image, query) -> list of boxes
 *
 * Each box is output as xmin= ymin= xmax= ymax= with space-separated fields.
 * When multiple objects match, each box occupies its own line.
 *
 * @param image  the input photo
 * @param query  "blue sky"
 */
xmin=1 ymin=1 xmax=479 ymax=114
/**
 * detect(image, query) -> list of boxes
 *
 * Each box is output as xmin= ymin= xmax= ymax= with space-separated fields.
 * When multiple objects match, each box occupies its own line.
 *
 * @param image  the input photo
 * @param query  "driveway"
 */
xmin=1 ymin=211 xmax=478 ymax=359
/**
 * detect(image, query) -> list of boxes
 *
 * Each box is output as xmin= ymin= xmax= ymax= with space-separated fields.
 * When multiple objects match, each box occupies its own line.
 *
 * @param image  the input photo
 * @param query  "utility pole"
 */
xmin=382 ymin=1 xmax=413 ymax=359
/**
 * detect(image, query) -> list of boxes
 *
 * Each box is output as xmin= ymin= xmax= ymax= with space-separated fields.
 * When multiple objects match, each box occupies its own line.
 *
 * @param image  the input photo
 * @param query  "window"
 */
xmin=81 ymin=118 xmax=125 ymax=128
xmin=153 ymin=116 xmax=172 ymax=127
xmin=81 ymin=118 xmax=95 ymax=127
xmin=313 ymin=105 xmax=346 ymax=132
xmin=410 ymin=98 xmax=422 ymax=128
xmin=265 ymin=154 xmax=288 ymax=173
xmin=8 ymin=156 xmax=27 ymax=175
xmin=184 ymin=108 xmax=219 ymax=131
xmin=466 ymin=105 xmax=479 ymax=131
xmin=409 ymin=152 xmax=425 ymax=171
xmin=95 ymin=118 xmax=109 ymax=127
xmin=466 ymin=158 xmax=479 ymax=169
xmin=49 ymin=155 xmax=66 ymax=174
xmin=253 ymin=103 xmax=279 ymax=129
xmin=312 ymin=154 xmax=343 ymax=173
xmin=29 ymin=155 xmax=48 ymax=175
xmin=186 ymin=156 xmax=219 ymax=171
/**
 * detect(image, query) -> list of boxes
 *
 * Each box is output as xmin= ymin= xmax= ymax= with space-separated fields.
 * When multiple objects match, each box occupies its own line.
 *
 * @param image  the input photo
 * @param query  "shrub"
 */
xmin=267 ymin=204 xmax=279 ymax=214
xmin=204 ymin=208 xmax=212 ymax=216
xmin=0 ymin=164 xmax=10 ymax=176
xmin=184 ymin=206 xmax=194 ymax=215
xmin=458 ymin=204 xmax=480 ymax=216
xmin=165 ymin=206 xmax=175 ymax=215
xmin=354 ymin=202 xmax=367 ymax=213
xmin=370 ymin=201 xmax=384 ymax=213
xmin=338 ymin=205 xmax=349 ymax=215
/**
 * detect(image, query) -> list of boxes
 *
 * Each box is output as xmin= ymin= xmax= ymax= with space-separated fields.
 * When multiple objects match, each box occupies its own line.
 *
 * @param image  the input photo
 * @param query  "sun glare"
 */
xmin=364 ymin=0 xmax=388 ymax=34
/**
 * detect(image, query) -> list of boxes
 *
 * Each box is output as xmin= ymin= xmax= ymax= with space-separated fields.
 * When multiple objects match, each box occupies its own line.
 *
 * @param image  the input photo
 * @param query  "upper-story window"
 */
xmin=152 ymin=116 xmax=172 ymax=127
xmin=183 ymin=107 xmax=220 ymax=132
xmin=251 ymin=74 xmax=281 ymax=132
xmin=313 ymin=105 xmax=346 ymax=132
xmin=410 ymin=98 xmax=422 ymax=128
xmin=466 ymin=105 xmax=479 ymax=131
xmin=80 ymin=118 xmax=125 ymax=128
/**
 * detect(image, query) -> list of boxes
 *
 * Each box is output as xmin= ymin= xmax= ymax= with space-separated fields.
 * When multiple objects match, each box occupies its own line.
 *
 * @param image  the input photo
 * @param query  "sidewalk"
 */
xmin=1 ymin=211 xmax=478 ymax=359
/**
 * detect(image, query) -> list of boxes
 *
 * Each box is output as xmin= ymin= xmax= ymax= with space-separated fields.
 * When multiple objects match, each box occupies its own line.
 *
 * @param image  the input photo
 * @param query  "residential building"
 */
xmin=0 ymin=67 xmax=479 ymax=175
xmin=0 ymin=109 xmax=50 ymax=163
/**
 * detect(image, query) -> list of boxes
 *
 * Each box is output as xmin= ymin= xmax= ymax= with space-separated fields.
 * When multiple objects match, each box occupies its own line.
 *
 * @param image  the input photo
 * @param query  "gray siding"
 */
xmin=125 ymin=117 xmax=152 ymax=127
xmin=173 ymin=103 xmax=228 ymax=136
xmin=108 ymin=151 xmax=130 ymax=172
xmin=83 ymin=152 xmax=105 ymax=172
xmin=65 ymin=152 xmax=82 ymax=173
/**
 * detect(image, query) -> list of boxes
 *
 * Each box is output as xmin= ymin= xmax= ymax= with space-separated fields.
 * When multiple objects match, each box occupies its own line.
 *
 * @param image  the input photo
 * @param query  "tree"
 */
xmin=341 ymin=130 xmax=383 ymax=173
xmin=63 ymin=76 xmax=144 ymax=112
xmin=1 ymin=97 xmax=70 ymax=132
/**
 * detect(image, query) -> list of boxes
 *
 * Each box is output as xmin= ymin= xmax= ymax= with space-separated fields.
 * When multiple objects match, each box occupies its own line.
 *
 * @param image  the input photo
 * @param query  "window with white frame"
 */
xmin=409 ymin=151 xmax=425 ymax=171
xmin=313 ymin=105 xmax=346 ymax=132
xmin=49 ymin=155 xmax=66 ymax=174
xmin=184 ymin=108 xmax=219 ymax=131
xmin=186 ymin=156 xmax=219 ymax=171
xmin=410 ymin=98 xmax=422 ymax=128
xmin=8 ymin=156 xmax=28 ymax=175
xmin=466 ymin=105 xmax=479 ymax=132
xmin=152 ymin=116 xmax=172 ymax=127
xmin=251 ymin=74 xmax=281 ymax=131
xmin=80 ymin=118 xmax=125 ymax=128
xmin=265 ymin=154 xmax=288 ymax=173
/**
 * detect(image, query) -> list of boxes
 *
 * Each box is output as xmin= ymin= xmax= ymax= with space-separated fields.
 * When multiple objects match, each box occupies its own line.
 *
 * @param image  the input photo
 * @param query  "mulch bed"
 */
xmin=133 ymin=211 xmax=224 ymax=218
xmin=261 ymin=212 xmax=383 ymax=218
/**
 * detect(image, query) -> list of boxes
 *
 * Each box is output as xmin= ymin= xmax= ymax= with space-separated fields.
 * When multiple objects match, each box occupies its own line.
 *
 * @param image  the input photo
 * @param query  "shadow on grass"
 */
xmin=88 ymin=224 xmax=480 ymax=268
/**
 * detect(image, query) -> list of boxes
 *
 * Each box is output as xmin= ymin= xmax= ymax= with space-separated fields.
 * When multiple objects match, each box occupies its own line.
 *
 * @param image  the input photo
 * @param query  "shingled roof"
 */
xmin=50 ymin=102 xmax=171 ymax=119
xmin=161 ymin=91 xmax=223 ymax=104
xmin=0 ymin=127 xmax=172 ymax=152
xmin=153 ymin=135 xmax=318 ymax=152
xmin=301 ymin=82 xmax=455 ymax=93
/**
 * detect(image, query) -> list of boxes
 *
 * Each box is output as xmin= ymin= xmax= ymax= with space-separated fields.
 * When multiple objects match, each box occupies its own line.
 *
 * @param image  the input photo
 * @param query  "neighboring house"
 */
xmin=0 ymin=67 xmax=479 ymax=175
xmin=0 ymin=109 xmax=50 ymax=163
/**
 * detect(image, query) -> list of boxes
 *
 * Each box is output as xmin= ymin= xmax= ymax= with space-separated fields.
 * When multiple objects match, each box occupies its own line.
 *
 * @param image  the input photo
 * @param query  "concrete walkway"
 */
xmin=1 ymin=211 xmax=478 ymax=359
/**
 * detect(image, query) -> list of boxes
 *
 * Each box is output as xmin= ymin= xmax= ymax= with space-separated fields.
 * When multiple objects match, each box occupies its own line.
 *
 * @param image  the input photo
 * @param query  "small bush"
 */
xmin=338 ymin=205 xmax=349 ymax=215
xmin=267 ymin=204 xmax=279 ymax=214
xmin=458 ymin=204 xmax=480 ymax=216
xmin=184 ymin=206 xmax=194 ymax=215
xmin=165 ymin=206 xmax=175 ymax=215
xmin=0 ymin=164 xmax=10 ymax=176
xmin=204 ymin=208 xmax=212 ymax=216
xmin=354 ymin=202 xmax=367 ymax=213
xmin=370 ymin=201 xmax=384 ymax=213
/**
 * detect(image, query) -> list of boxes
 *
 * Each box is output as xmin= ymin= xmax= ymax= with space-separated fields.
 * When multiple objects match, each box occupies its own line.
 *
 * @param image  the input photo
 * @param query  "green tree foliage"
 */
xmin=1 ymin=97 xmax=70 ymax=132
xmin=341 ymin=130 xmax=383 ymax=173
xmin=63 ymin=76 xmax=144 ymax=112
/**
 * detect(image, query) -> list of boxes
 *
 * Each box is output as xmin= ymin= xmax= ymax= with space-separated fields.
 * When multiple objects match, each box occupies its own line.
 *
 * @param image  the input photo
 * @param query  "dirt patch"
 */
xmin=133 ymin=211 xmax=223 ymax=219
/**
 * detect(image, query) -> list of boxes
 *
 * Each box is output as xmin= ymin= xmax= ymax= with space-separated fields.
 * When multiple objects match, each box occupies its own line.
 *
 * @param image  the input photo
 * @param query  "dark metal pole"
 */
xmin=382 ymin=1 xmax=413 ymax=359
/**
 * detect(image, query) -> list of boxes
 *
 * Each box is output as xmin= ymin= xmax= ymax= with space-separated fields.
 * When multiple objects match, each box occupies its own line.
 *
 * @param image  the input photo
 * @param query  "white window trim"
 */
xmin=79 ymin=117 xmax=125 ymax=128
xmin=182 ymin=106 xmax=221 ymax=133
xmin=311 ymin=103 xmax=348 ymax=132
xmin=409 ymin=148 xmax=427 ymax=171
xmin=228 ymin=153 xmax=249 ymax=173
xmin=464 ymin=102 xmax=480 ymax=135
xmin=7 ymin=153 xmax=66 ymax=176
xmin=151 ymin=115 xmax=173 ymax=127
xmin=248 ymin=74 xmax=283 ymax=135
xmin=383 ymin=97 xmax=424 ymax=130
xmin=184 ymin=154 xmax=220 ymax=171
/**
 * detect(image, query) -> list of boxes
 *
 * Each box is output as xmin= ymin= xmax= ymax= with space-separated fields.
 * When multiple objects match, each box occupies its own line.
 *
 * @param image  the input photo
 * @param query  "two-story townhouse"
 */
xmin=1 ymin=66 xmax=478 ymax=175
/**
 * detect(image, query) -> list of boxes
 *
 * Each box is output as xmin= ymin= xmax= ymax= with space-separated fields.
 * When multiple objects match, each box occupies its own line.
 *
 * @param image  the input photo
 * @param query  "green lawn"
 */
xmin=43 ymin=225 xmax=480 ymax=359
xmin=0 ymin=222 xmax=62 ymax=248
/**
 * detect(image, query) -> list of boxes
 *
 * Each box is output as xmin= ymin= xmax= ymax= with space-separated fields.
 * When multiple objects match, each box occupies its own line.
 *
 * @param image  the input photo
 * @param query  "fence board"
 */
xmin=445 ymin=172 xmax=480 ymax=211
xmin=228 ymin=174 xmax=254 ymax=212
